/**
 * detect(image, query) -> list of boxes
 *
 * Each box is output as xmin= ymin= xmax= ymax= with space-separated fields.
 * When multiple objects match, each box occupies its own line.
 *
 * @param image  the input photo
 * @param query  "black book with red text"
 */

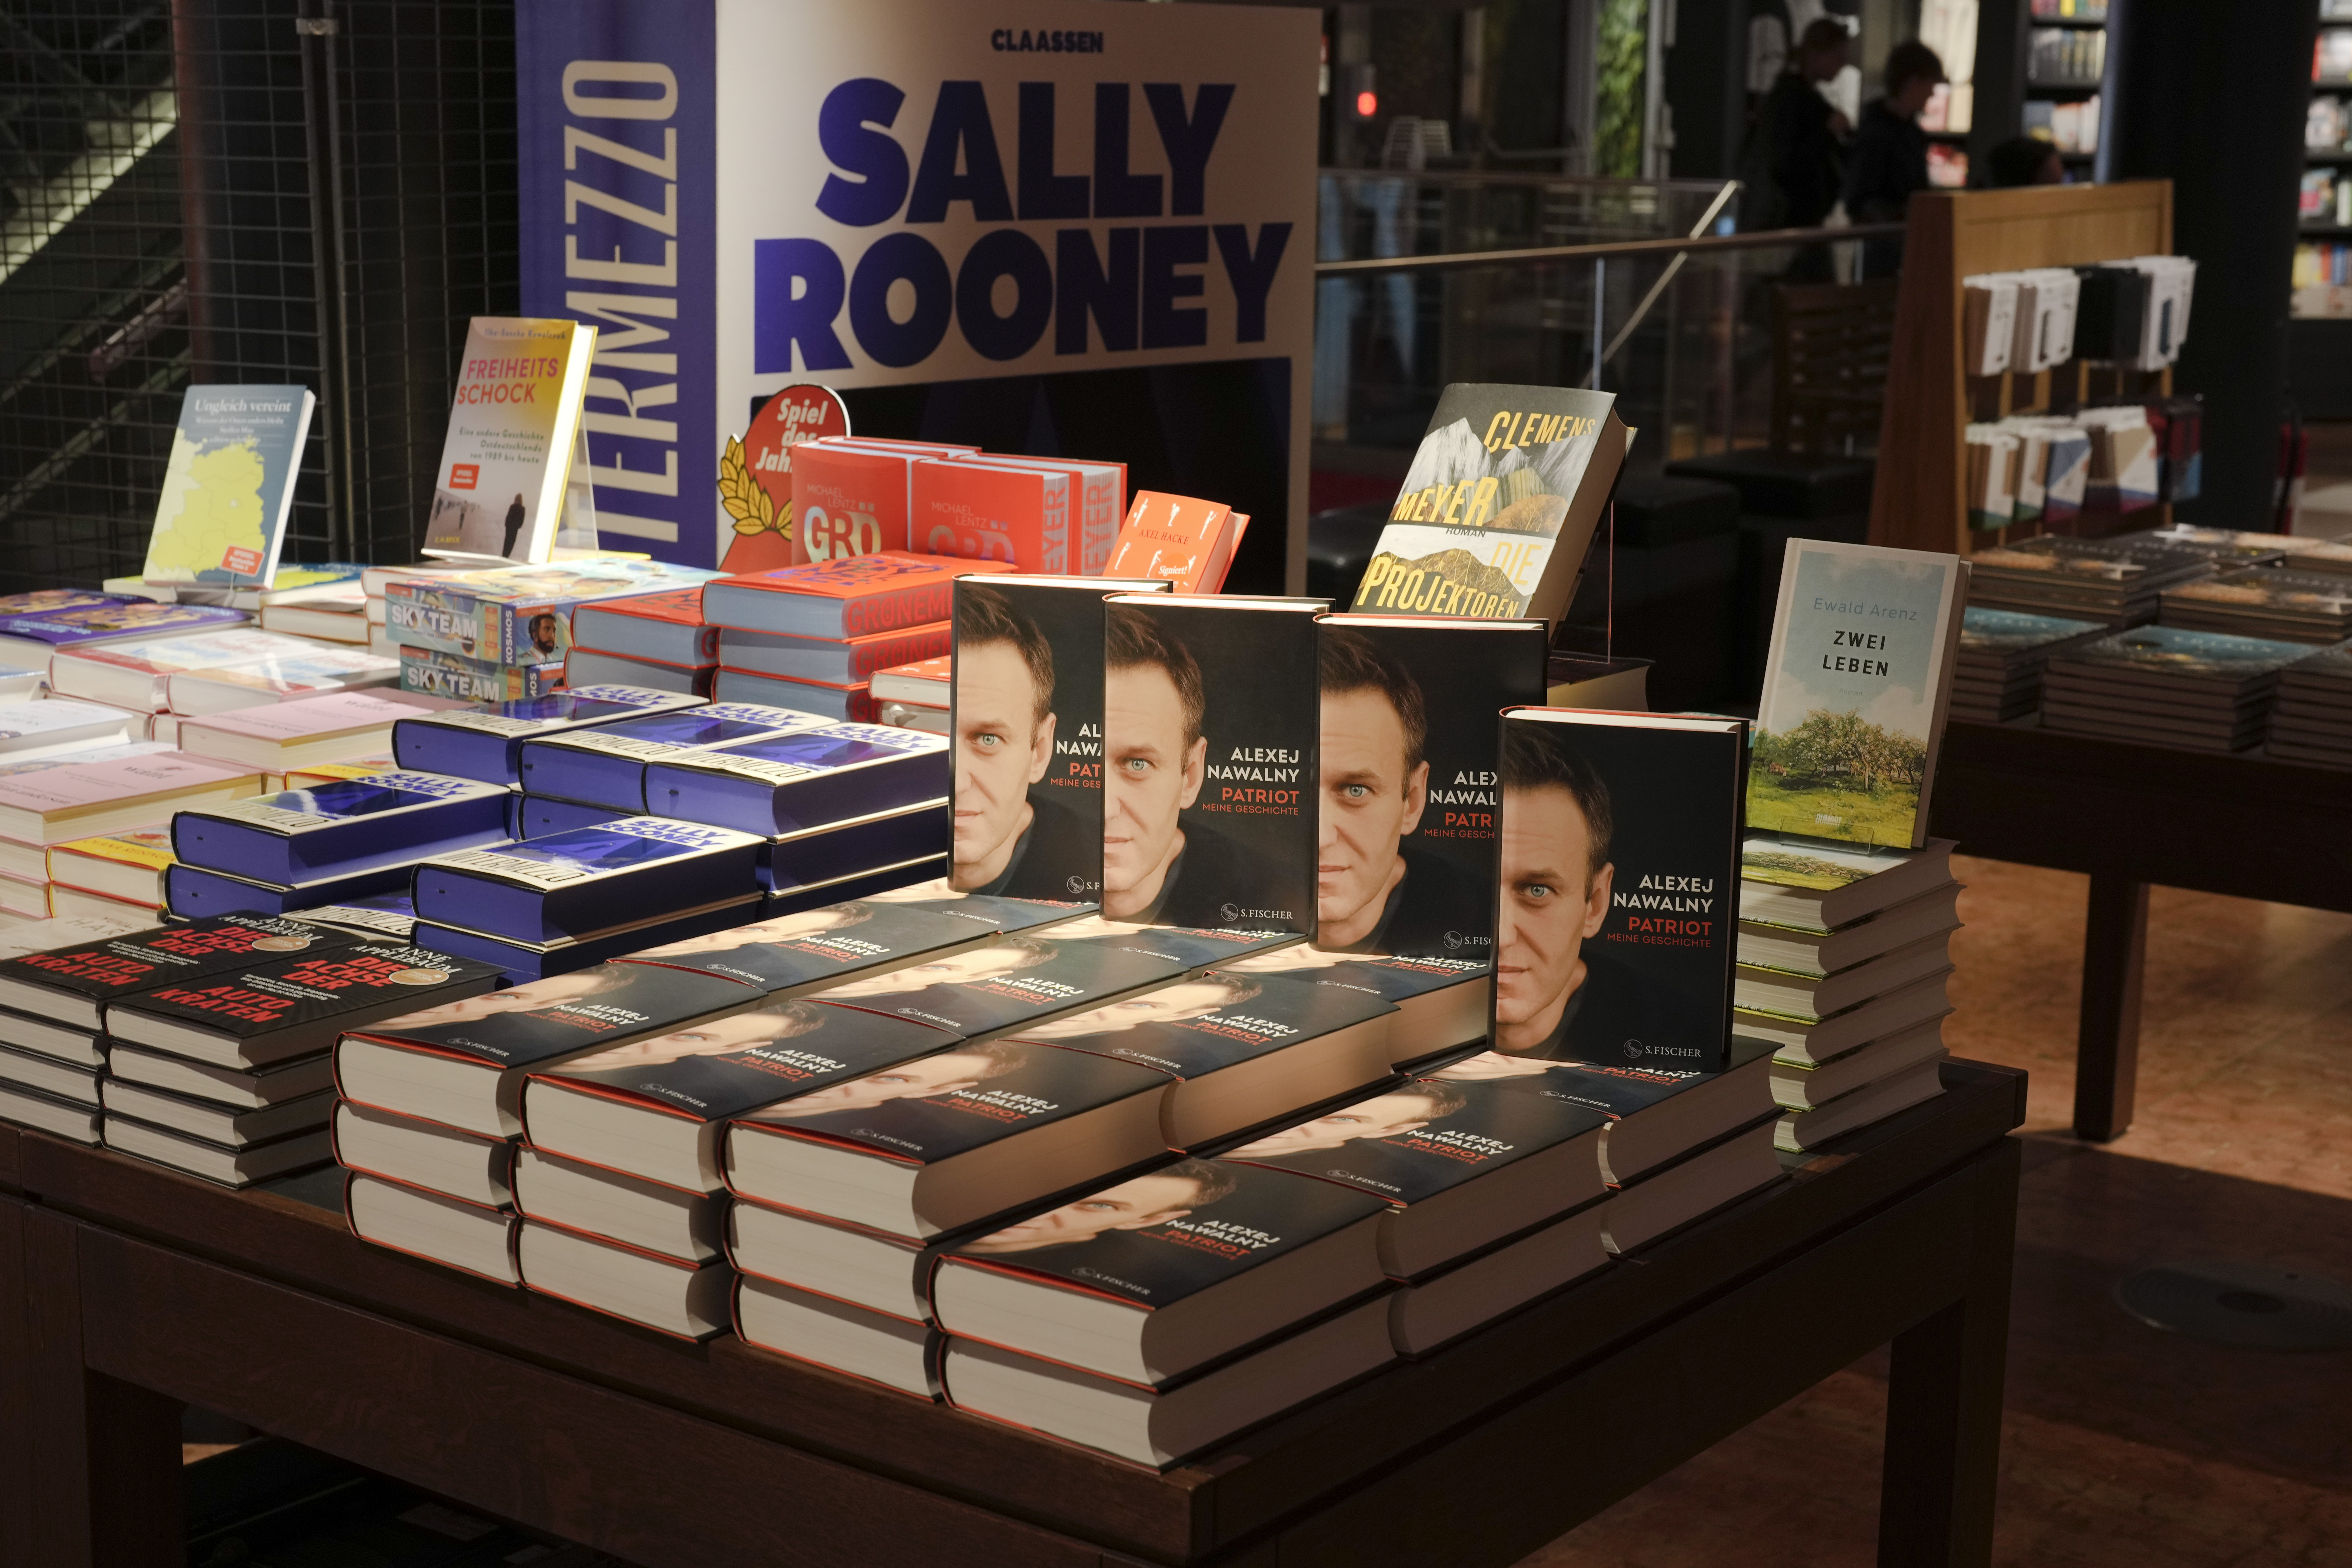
xmin=104 ymin=944 xmax=502 ymax=1070
xmin=0 ymin=914 xmax=359 ymax=1029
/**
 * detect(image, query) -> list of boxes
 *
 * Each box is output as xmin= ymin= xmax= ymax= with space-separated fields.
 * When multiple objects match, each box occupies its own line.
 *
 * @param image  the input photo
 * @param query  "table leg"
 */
xmin=22 ymin=1209 xmax=184 ymax=1566
xmin=1876 ymin=1138 xmax=2018 ymax=1568
xmin=2073 ymin=874 xmax=2149 ymax=1142
xmin=2 ymin=1200 xmax=30 ymax=1567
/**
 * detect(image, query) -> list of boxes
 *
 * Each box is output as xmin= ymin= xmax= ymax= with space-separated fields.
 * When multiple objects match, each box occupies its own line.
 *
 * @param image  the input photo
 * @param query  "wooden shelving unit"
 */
xmin=1868 ymin=179 xmax=2174 ymax=556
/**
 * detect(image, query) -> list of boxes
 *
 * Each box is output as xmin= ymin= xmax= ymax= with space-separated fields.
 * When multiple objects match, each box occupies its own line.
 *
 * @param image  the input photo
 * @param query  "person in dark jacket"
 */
xmin=1762 ymin=20 xmax=1853 ymax=219
xmin=1988 ymin=135 xmax=2067 ymax=188
xmin=1845 ymin=40 xmax=1946 ymax=278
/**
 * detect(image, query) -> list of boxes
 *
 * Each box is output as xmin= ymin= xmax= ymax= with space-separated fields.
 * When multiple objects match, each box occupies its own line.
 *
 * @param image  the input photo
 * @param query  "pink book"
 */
xmin=178 ymin=689 xmax=466 ymax=760
xmin=0 ymin=751 xmax=263 ymax=845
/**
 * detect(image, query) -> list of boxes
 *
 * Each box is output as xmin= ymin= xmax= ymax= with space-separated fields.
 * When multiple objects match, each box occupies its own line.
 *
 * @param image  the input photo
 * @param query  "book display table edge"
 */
xmin=1933 ymin=719 xmax=2352 ymax=1141
xmin=0 ymin=1062 xmax=2025 ymax=1568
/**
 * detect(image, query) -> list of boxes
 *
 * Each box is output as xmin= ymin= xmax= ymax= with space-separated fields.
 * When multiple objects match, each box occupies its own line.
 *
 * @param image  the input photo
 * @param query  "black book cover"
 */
xmin=860 ymin=885 xmax=1093 ymax=935
xmin=950 ymin=577 xmax=1167 ymax=904
xmin=943 ymin=1158 xmax=1386 ymax=1307
xmin=1225 ymin=1076 xmax=1604 ymax=1204
xmin=111 ymin=944 xmax=504 ymax=1044
xmin=734 ymin=1038 xmax=1169 ymax=1162
xmin=349 ymin=963 xmax=764 ymax=1069
xmin=617 ymin=901 xmax=989 ymax=991
xmin=1100 ymin=596 xmax=1324 ymax=933
xmin=1425 ymin=1048 xmax=1721 ymax=1119
xmin=1022 ymin=971 xmax=1392 ymax=1083
xmin=1491 ymin=711 xmax=1744 ymax=1071
xmin=814 ymin=933 xmax=1190 ymax=1039
xmin=1047 ymin=915 xmax=1302 ymax=973
xmin=1224 ymin=945 xmax=1491 ymax=1004
xmin=0 ymin=914 xmax=359 ymax=1007
xmin=1311 ymin=616 xmax=1548 ymax=960
xmin=538 ymin=999 xmax=959 ymax=1121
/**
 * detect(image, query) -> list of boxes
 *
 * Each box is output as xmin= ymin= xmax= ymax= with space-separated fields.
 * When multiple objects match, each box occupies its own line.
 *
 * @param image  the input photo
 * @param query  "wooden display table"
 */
xmin=1933 ymin=720 xmax=2352 ymax=1141
xmin=0 ymin=1062 xmax=2025 ymax=1568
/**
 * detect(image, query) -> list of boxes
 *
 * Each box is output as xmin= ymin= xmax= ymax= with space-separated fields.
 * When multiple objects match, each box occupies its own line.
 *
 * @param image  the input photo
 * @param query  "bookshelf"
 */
xmin=2293 ymin=2 xmax=2352 ymax=317
xmin=1961 ymin=0 xmax=2109 ymax=185
xmin=1868 ymin=180 xmax=2174 ymax=556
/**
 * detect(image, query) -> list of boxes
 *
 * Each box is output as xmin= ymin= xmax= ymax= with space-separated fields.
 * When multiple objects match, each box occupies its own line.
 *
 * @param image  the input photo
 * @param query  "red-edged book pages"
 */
xmin=701 ymin=552 xmax=1015 ymax=640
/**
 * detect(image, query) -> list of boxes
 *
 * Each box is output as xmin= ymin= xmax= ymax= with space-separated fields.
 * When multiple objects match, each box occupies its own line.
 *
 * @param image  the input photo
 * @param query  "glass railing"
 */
xmin=1317 ymin=171 xmax=1741 ymax=265
xmin=1311 ymin=187 xmax=1905 ymax=472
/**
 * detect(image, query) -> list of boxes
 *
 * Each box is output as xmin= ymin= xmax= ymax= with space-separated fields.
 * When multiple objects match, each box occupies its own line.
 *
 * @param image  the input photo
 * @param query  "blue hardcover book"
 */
xmin=413 ymin=817 xmax=765 ymax=944
xmin=510 ymin=795 xmax=628 ymax=841
xmin=763 ymin=799 xmax=950 ymax=895
xmin=414 ymin=895 xmax=763 ymax=983
xmin=284 ymin=890 xmax=416 ymax=941
xmin=391 ymin=685 xmax=705 ymax=786
xmin=516 ymin=702 xmax=828 ymax=813
xmin=171 ymin=772 xmax=510 ymax=882
xmin=166 ymin=861 xmax=416 ymax=922
xmin=644 ymin=722 xmax=950 ymax=837
xmin=766 ymin=854 xmax=950 ymax=915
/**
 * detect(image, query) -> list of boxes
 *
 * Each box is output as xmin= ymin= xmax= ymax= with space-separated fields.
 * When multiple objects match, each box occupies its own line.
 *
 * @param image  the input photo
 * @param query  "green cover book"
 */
xmin=1349 ymin=384 xmax=1629 ymax=626
xmin=1748 ymin=540 xmax=1969 ymax=850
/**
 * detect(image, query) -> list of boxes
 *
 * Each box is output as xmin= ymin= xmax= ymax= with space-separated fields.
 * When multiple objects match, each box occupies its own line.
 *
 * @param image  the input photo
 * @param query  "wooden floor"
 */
xmin=1524 ymin=855 xmax=2352 ymax=1567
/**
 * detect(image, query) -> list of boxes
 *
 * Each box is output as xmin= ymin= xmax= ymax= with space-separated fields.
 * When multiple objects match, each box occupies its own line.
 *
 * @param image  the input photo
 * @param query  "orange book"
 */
xmin=1104 ymin=491 xmax=1242 ymax=593
xmin=910 ymin=460 xmax=1075 ymax=573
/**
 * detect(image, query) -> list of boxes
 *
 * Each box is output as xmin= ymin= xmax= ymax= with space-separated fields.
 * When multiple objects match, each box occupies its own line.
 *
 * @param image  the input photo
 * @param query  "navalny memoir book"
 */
xmin=950 ymin=575 xmax=1172 ymax=904
xmin=142 ymin=385 xmax=317 ymax=588
xmin=1491 ymin=709 xmax=1745 ymax=1072
xmin=1351 ymin=384 xmax=1629 ymax=626
xmin=616 ymin=901 xmax=1002 ymax=994
xmin=1310 ymin=615 xmax=1548 ymax=960
xmin=1748 ymin=540 xmax=1968 ymax=850
xmin=1099 ymin=595 xmax=1325 ymax=934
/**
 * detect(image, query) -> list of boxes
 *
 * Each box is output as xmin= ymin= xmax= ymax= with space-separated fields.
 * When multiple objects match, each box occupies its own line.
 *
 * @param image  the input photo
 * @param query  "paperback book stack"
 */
xmin=47 ymin=628 xmax=402 ymax=744
xmin=256 ymin=573 xmax=372 ymax=646
xmin=384 ymin=559 xmax=719 ymax=707
xmin=1965 ymin=535 xmax=2216 ymax=625
xmin=2267 ymin=641 xmax=2352 ymax=767
xmin=2158 ymin=568 xmax=2352 ymax=646
xmin=1951 ymin=607 xmax=2104 ymax=723
xmin=45 ymin=827 xmax=175 ymax=925
xmin=703 ymin=552 xmax=1011 ymax=721
xmin=0 ymin=749 xmax=264 ymax=928
xmin=170 ymin=689 xmax=466 ymax=778
xmin=2041 ymin=625 xmax=2312 ymax=753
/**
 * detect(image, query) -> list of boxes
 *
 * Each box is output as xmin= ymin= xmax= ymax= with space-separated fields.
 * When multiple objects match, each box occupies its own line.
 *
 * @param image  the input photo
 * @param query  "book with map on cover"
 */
xmin=1349 ymin=384 xmax=1630 ymax=628
xmin=141 ymin=385 xmax=317 ymax=588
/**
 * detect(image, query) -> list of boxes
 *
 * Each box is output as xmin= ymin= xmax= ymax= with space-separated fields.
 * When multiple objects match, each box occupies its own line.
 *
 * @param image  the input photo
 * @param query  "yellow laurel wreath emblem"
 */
xmin=718 ymin=435 xmax=791 ymax=540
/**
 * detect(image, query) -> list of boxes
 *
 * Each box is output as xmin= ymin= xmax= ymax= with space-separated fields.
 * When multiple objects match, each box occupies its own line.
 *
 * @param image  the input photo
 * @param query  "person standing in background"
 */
xmin=1988 ymin=135 xmax=2067 ymax=188
xmin=1845 ymin=41 xmax=1947 ymax=278
xmin=501 ymin=493 xmax=528 ymax=557
xmin=1758 ymin=18 xmax=1854 ymax=280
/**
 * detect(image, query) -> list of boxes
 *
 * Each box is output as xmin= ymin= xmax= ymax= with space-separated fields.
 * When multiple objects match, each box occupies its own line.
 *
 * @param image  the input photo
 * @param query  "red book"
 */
xmin=958 ymin=455 xmax=1127 ymax=572
xmin=910 ymin=461 xmax=1073 ymax=574
xmin=701 ymin=551 xmax=1015 ymax=640
xmin=1106 ymin=492 xmax=1245 ymax=593
xmin=714 ymin=622 xmax=951 ymax=686
xmin=569 ymin=589 xmax=717 ymax=667
xmin=790 ymin=438 xmax=982 ymax=568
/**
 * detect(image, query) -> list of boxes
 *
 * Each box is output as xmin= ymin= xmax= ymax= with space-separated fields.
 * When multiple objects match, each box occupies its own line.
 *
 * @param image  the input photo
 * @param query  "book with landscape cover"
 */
xmin=1492 ymin=709 xmax=1745 ymax=1071
xmin=412 ymin=817 xmax=764 ymax=944
xmin=932 ymin=1158 xmax=1390 ymax=1384
xmin=171 ymin=772 xmax=510 ymax=882
xmin=0 ymin=913 xmax=358 ymax=1028
xmin=1748 ymin=540 xmax=1968 ymax=849
xmin=2047 ymin=624 xmax=2312 ymax=693
xmin=1311 ymin=615 xmax=1548 ymax=959
xmin=1098 ymin=595 xmax=1325 ymax=933
xmin=725 ymin=1038 xmax=1175 ymax=1240
xmin=1738 ymin=836 xmax=1959 ymax=931
xmin=336 ymin=962 xmax=768 ymax=1137
xmin=809 ymin=931 xmax=1193 ymax=1041
xmin=106 ymin=943 xmax=503 ymax=1069
xmin=141 ymin=385 xmax=316 ymax=588
xmin=950 ymin=575 xmax=1172 ymax=903
xmin=516 ymin=702 xmax=824 ymax=812
xmin=1018 ymin=968 xmax=1395 ymax=1148
xmin=1349 ymin=384 xmax=1629 ymax=626
xmin=615 ymin=901 xmax=1004 ymax=993
xmin=1225 ymin=1075 xmax=1608 ymax=1277
xmin=391 ymin=686 xmax=705 ymax=785
xmin=525 ymin=1000 xmax=962 ymax=1190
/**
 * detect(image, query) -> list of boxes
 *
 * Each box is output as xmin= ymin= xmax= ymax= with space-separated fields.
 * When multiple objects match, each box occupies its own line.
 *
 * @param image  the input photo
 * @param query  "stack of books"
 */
xmin=163 ymin=769 xmax=510 ymax=922
xmin=48 ymin=628 xmax=401 ymax=738
xmin=0 ymin=749 xmax=264 ymax=926
xmin=170 ymin=689 xmax=466 ymax=776
xmin=563 ymin=588 xmax=720 ymax=695
xmin=870 ymin=653 xmax=949 ymax=734
xmin=1737 ymin=838 xmax=1960 ymax=1152
xmin=2158 ymin=568 xmax=2352 ymax=645
xmin=0 ymin=909 xmax=154 ymax=1136
xmin=256 ymin=576 xmax=372 ymax=646
xmin=1951 ymin=607 xmax=2104 ymax=723
xmin=2041 ymin=625 xmax=2312 ymax=752
xmin=45 ymin=828 xmax=175 ymax=924
xmin=703 ymin=552 xmax=1009 ymax=721
xmin=0 ymin=595 xmax=251 ymax=672
xmin=1965 ymin=535 xmax=2216 ymax=625
xmin=793 ymin=435 xmax=1127 ymax=577
xmin=383 ymin=559 xmax=719 ymax=707
xmin=2266 ymin=641 xmax=2352 ymax=767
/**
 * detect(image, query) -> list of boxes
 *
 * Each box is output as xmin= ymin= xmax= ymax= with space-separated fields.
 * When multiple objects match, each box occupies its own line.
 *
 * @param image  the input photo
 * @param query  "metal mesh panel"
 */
xmin=0 ymin=0 xmax=516 ymax=595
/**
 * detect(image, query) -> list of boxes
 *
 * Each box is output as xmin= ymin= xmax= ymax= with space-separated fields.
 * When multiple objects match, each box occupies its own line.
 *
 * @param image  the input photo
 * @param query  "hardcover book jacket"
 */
xmin=544 ymin=999 xmax=957 ymax=1121
xmin=620 ymin=901 xmax=981 ymax=991
xmin=356 ymin=963 xmax=760 ymax=1068
xmin=1226 ymin=1075 xmax=1604 ymax=1206
xmin=0 ymin=914 xmax=355 ymax=1001
xmin=1025 ymin=969 xmax=1390 ymax=1083
xmin=813 ymin=932 xmax=1187 ymax=1039
xmin=116 ymin=944 xmax=501 ymax=1040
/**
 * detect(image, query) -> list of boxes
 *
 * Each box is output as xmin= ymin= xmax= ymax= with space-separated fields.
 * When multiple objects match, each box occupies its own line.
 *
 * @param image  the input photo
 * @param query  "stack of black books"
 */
xmin=2041 ymin=625 xmax=2313 ymax=753
xmin=2267 ymin=641 xmax=2352 ymax=767
xmin=2158 ymin=567 xmax=2352 ymax=645
xmin=1952 ymin=607 xmax=2105 ymax=722
xmin=1966 ymin=535 xmax=2217 ymax=625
